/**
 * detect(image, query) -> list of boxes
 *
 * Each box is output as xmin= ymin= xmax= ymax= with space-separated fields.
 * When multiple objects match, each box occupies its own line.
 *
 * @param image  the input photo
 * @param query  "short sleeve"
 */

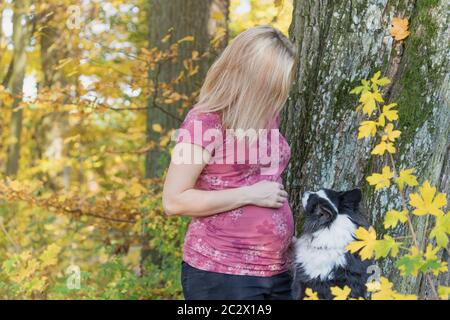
xmin=176 ymin=109 xmax=222 ymax=155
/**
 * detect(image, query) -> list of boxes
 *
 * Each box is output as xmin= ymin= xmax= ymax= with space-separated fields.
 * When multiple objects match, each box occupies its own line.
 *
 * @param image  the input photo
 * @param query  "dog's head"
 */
xmin=301 ymin=188 xmax=364 ymax=234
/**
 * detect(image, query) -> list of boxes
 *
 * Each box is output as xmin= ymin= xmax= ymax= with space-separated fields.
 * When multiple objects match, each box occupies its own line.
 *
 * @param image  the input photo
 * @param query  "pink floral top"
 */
xmin=176 ymin=108 xmax=294 ymax=276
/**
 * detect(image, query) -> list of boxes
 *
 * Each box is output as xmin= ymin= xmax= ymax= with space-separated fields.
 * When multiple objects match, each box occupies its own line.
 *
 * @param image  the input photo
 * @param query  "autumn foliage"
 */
xmin=344 ymin=72 xmax=448 ymax=300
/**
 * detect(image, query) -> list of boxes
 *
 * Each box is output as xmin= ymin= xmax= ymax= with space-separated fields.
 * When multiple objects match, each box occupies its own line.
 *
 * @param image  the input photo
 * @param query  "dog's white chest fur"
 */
xmin=294 ymin=214 xmax=356 ymax=280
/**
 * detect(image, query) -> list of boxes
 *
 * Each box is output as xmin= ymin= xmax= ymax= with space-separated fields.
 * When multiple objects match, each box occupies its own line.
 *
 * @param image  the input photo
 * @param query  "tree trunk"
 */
xmin=0 ymin=2 xmax=4 ymax=74
xmin=38 ymin=3 xmax=74 ymax=190
xmin=145 ymin=0 xmax=226 ymax=178
xmin=5 ymin=0 xmax=32 ymax=177
xmin=282 ymin=0 xmax=449 ymax=298
xmin=209 ymin=0 xmax=230 ymax=50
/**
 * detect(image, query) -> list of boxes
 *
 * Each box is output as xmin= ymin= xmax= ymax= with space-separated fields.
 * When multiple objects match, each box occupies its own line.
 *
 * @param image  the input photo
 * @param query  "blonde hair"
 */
xmin=195 ymin=25 xmax=296 ymax=131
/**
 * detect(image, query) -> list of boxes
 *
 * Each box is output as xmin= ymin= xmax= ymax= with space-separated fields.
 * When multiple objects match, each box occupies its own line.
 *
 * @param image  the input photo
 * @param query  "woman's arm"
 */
xmin=163 ymin=143 xmax=287 ymax=217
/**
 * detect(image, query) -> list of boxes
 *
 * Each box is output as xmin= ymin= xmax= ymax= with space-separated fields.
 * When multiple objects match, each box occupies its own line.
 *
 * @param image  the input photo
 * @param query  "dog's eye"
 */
xmin=317 ymin=205 xmax=333 ymax=217
xmin=322 ymin=206 xmax=333 ymax=215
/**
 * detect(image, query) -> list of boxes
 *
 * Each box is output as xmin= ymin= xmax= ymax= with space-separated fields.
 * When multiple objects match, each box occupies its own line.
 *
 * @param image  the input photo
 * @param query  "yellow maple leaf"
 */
xmin=409 ymin=180 xmax=447 ymax=216
xmin=381 ymin=123 xmax=401 ymax=142
xmin=346 ymin=226 xmax=377 ymax=260
xmin=366 ymin=280 xmax=381 ymax=292
xmin=303 ymin=288 xmax=319 ymax=300
xmin=424 ymin=244 xmax=439 ymax=261
xmin=390 ymin=17 xmax=411 ymax=41
xmin=359 ymin=90 xmax=384 ymax=116
xmin=374 ymin=235 xmax=400 ymax=258
xmin=370 ymin=71 xmax=391 ymax=88
xmin=367 ymin=166 xmax=394 ymax=190
xmin=438 ymin=286 xmax=450 ymax=300
xmin=384 ymin=209 xmax=408 ymax=229
xmin=381 ymin=103 xmax=398 ymax=121
xmin=395 ymin=168 xmax=419 ymax=191
xmin=371 ymin=141 xmax=396 ymax=155
xmin=423 ymin=244 xmax=448 ymax=276
xmin=371 ymin=277 xmax=417 ymax=300
xmin=430 ymin=213 xmax=450 ymax=247
xmin=358 ymin=121 xmax=378 ymax=139
xmin=331 ymin=285 xmax=351 ymax=300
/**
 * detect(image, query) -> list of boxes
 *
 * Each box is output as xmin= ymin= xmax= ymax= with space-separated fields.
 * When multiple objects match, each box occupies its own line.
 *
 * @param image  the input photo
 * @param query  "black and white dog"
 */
xmin=292 ymin=188 xmax=373 ymax=300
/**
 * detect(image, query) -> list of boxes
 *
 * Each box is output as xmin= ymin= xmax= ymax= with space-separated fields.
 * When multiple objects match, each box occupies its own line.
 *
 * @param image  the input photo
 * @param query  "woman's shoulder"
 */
xmin=177 ymin=106 xmax=223 ymax=149
xmin=183 ymin=105 xmax=222 ymax=127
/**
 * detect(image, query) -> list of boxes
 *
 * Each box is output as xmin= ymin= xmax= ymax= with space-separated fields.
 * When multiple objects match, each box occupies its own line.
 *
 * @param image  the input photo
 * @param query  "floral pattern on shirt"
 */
xmin=177 ymin=108 xmax=294 ymax=277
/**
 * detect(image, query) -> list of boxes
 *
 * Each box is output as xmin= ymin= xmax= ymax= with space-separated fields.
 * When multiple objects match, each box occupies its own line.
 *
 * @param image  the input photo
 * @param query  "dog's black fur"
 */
xmin=291 ymin=188 xmax=373 ymax=300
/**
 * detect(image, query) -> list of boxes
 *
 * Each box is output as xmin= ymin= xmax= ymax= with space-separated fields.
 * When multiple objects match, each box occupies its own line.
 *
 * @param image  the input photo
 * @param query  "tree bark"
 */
xmin=0 ymin=2 xmax=4 ymax=74
xmin=209 ymin=0 xmax=230 ymax=50
xmin=5 ymin=0 xmax=32 ymax=177
xmin=145 ymin=0 xmax=227 ymax=178
xmin=282 ymin=0 xmax=449 ymax=298
xmin=37 ymin=3 xmax=74 ymax=190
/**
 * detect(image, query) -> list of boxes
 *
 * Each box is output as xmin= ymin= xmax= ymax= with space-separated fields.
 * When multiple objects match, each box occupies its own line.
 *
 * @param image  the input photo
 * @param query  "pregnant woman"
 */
xmin=163 ymin=25 xmax=296 ymax=300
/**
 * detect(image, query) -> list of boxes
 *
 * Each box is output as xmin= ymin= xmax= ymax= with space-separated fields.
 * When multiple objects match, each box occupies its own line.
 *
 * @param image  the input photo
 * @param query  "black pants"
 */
xmin=181 ymin=261 xmax=292 ymax=300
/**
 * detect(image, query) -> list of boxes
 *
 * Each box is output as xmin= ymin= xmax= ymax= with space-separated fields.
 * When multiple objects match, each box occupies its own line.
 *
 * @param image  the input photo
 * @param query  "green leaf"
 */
xmin=374 ymin=235 xmax=400 ymax=258
xmin=421 ymin=245 xmax=448 ymax=276
xmin=395 ymin=247 xmax=423 ymax=276
xmin=430 ymin=214 xmax=449 ymax=248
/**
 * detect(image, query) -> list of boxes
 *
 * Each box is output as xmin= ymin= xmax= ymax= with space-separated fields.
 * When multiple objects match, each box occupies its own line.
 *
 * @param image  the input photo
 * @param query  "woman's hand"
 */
xmin=163 ymin=143 xmax=288 ymax=216
xmin=246 ymin=180 xmax=288 ymax=208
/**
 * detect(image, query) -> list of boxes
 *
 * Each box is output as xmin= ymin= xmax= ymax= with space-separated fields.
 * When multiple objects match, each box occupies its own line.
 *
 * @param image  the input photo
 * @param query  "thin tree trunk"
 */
xmin=5 ymin=0 xmax=32 ymax=177
xmin=282 ymin=0 xmax=449 ymax=298
xmin=38 ymin=3 xmax=73 ymax=190
xmin=209 ymin=0 xmax=230 ymax=50
xmin=0 ymin=2 xmax=4 ymax=74
xmin=145 ymin=0 xmax=224 ymax=178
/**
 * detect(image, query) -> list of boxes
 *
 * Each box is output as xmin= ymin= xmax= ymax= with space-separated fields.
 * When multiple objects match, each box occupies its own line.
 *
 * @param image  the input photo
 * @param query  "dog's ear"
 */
xmin=339 ymin=188 xmax=368 ymax=227
xmin=339 ymin=188 xmax=362 ymax=206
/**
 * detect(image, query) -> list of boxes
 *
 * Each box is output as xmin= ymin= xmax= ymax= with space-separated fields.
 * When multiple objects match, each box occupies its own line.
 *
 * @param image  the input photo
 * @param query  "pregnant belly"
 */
xmin=203 ymin=202 xmax=294 ymax=253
